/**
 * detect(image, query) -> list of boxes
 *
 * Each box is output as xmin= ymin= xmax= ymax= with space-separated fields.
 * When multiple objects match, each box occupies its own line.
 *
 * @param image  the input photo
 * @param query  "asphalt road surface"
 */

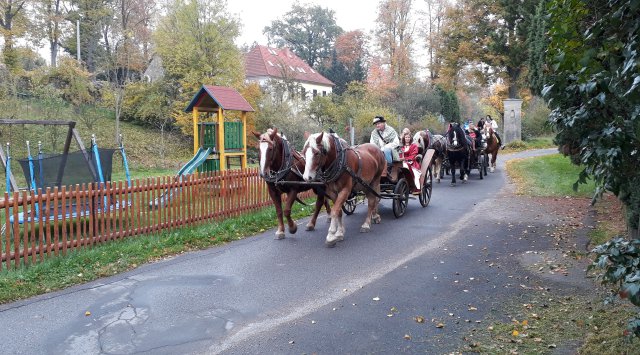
xmin=0 ymin=148 xmax=562 ymax=354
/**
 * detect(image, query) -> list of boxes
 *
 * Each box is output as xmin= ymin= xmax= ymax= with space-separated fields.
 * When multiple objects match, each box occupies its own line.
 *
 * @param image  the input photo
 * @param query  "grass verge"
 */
xmin=469 ymin=153 xmax=638 ymax=354
xmin=507 ymin=153 xmax=596 ymax=198
xmin=0 ymin=198 xmax=320 ymax=304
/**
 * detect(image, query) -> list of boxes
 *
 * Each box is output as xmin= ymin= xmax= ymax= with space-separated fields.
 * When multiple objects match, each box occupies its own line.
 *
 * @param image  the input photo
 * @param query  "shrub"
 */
xmin=590 ymin=237 xmax=640 ymax=339
xmin=522 ymin=96 xmax=553 ymax=140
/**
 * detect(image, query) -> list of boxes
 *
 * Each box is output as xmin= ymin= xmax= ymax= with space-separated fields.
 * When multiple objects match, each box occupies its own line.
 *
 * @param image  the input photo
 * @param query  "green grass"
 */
xmin=0 ymin=197 xmax=320 ymax=304
xmin=507 ymin=154 xmax=596 ymax=198
xmin=504 ymin=136 xmax=556 ymax=152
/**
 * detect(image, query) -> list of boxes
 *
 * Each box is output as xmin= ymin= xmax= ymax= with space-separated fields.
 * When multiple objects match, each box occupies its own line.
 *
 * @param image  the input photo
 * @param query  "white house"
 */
xmin=244 ymin=45 xmax=334 ymax=101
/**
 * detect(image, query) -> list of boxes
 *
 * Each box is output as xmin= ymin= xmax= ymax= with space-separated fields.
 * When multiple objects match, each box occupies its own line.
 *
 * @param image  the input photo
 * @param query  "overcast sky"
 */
xmin=228 ymin=0 xmax=382 ymax=47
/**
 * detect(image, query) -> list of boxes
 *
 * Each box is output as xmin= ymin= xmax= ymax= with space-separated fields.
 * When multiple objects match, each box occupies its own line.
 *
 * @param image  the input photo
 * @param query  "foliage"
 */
xmin=374 ymin=0 xmax=415 ymax=82
xmin=263 ymin=3 xmax=342 ymax=69
xmin=590 ymin=237 xmax=640 ymax=339
xmin=437 ymin=0 xmax=537 ymax=98
xmin=544 ymin=0 xmax=640 ymax=233
xmin=437 ymin=86 xmax=460 ymax=122
xmin=522 ymin=96 xmax=553 ymax=140
xmin=387 ymin=82 xmax=441 ymax=126
xmin=306 ymin=95 xmax=339 ymax=129
xmin=526 ymin=0 xmax=548 ymax=96
xmin=153 ymin=0 xmax=244 ymax=134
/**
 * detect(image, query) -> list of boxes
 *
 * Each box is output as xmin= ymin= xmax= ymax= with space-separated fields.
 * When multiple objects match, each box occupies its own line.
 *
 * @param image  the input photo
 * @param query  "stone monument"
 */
xmin=503 ymin=99 xmax=523 ymax=144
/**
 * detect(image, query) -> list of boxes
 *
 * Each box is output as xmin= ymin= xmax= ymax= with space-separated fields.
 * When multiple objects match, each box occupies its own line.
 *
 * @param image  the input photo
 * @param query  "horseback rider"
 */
xmin=485 ymin=115 xmax=505 ymax=149
xmin=370 ymin=116 xmax=400 ymax=171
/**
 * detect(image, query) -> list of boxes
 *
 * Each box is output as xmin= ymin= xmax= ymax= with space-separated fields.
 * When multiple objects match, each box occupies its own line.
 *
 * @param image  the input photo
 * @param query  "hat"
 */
xmin=372 ymin=116 xmax=386 ymax=125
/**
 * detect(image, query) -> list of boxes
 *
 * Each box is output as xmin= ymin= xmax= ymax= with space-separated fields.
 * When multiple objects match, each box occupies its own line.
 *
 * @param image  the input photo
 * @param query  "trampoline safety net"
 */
xmin=17 ymin=148 xmax=117 ymax=190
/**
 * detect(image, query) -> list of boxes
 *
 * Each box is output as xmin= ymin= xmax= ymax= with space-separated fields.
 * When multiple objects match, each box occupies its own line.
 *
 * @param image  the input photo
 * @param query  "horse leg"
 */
xmin=360 ymin=194 xmax=378 ymax=232
xmin=306 ymin=195 xmax=325 ymax=231
xmin=326 ymin=189 xmax=349 ymax=247
xmin=324 ymin=198 xmax=332 ymax=223
xmin=434 ymin=157 xmax=442 ymax=183
xmin=335 ymin=209 xmax=345 ymax=241
xmin=491 ymin=150 xmax=498 ymax=172
xmin=450 ymin=161 xmax=457 ymax=186
xmin=283 ymin=192 xmax=299 ymax=234
xmin=268 ymin=187 xmax=286 ymax=239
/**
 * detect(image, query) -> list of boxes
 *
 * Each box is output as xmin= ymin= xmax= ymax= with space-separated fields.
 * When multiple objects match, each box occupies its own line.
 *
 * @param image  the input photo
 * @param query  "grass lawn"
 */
xmin=507 ymin=153 xmax=596 ymax=198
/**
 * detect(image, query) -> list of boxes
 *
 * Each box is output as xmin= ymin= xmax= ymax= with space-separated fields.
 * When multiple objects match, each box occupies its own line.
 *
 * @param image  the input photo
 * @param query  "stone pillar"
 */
xmin=502 ymin=99 xmax=523 ymax=144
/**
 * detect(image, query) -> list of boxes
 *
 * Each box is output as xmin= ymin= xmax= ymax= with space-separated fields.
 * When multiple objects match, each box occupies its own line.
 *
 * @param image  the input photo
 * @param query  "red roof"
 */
xmin=245 ymin=45 xmax=334 ymax=87
xmin=184 ymin=85 xmax=255 ymax=113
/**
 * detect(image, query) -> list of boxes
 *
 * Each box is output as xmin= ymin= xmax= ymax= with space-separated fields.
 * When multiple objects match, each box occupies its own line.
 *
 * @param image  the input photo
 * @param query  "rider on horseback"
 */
xmin=485 ymin=115 xmax=505 ymax=149
xmin=370 ymin=116 xmax=400 ymax=174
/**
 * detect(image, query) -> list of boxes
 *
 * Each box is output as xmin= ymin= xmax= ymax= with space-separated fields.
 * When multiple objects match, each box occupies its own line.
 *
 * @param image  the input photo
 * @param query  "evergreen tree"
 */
xmin=527 ymin=0 xmax=548 ymax=96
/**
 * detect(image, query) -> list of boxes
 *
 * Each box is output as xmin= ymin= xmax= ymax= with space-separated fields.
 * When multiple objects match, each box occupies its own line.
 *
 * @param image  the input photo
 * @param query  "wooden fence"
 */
xmin=0 ymin=168 xmax=313 ymax=270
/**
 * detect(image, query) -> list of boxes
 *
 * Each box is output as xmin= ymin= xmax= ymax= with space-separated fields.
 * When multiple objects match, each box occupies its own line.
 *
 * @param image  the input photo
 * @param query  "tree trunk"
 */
xmin=507 ymin=65 xmax=521 ymax=99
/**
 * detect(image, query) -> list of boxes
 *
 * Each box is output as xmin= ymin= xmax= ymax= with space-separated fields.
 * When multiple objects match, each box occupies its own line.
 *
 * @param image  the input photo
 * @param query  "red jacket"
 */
xmin=402 ymin=143 xmax=421 ymax=170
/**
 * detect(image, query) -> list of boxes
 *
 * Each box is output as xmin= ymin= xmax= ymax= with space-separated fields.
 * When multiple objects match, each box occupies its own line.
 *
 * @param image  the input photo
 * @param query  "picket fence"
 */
xmin=0 ymin=168 xmax=313 ymax=270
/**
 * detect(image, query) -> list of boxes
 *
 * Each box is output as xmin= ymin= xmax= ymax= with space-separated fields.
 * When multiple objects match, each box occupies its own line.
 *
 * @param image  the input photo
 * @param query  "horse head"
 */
xmin=302 ymin=132 xmax=331 ymax=181
xmin=447 ymin=123 xmax=467 ymax=150
xmin=254 ymin=128 xmax=283 ymax=177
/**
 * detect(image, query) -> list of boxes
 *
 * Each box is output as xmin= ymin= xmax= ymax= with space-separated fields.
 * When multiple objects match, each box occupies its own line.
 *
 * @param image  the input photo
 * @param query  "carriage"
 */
xmin=341 ymin=148 xmax=435 ymax=218
xmin=468 ymin=140 xmax=489 ymax=179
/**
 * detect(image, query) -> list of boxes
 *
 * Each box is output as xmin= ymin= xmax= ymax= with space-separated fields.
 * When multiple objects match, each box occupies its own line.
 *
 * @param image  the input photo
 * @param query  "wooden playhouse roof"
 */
xmin=184 ymin=85 xmax=255 ymax=113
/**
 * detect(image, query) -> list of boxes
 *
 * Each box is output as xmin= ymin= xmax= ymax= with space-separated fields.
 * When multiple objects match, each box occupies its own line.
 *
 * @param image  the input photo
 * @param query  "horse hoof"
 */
xmin=305 ymin=224 xmax=315 ymax=231
xmin=289 ymin=225 xmax=298 ymax=234
xmin=450 ymin=183 xmax=456 ymax=186
xmin=275 ymin=233 xmax=285 ymax=240
xmin=360 ymin=227 xmax=370 ymax=233
xmin=325 ymin=240 xmax=337 ymax=248
xmin=336 ymin=234 xmax=344 ymax=241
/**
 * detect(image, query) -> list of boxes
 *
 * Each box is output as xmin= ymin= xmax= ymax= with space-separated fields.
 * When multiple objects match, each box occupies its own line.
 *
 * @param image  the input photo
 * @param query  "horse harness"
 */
xmin=261 ymin=136 xmax=305 ymax=184
xmin=318 ymin=134 xmax=383 ymax=198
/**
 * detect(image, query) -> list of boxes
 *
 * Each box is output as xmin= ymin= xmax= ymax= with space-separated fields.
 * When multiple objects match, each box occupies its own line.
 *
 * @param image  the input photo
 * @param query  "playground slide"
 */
xmin=150 ymin=147 xmax=212 ymax=208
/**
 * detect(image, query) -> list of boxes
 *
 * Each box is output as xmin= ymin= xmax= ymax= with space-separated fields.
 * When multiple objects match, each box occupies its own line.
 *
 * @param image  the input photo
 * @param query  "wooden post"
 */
xmin=241 ymin=111 xmax=247 ymax=169
xmin=218 ymin=107 xmax=226 ymax=171
xmin=193 ymin=107 xmax=199 ymax=155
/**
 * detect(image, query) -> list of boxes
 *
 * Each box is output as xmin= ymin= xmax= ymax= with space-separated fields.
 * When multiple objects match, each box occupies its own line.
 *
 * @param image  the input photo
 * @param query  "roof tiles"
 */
xmin=245 ymin=45 xmax=334 ymax=87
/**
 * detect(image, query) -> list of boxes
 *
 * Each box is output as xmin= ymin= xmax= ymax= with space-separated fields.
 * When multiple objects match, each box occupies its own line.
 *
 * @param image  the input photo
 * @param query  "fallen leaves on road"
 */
xmin=414 ymin=316 xmax=425 ymax=323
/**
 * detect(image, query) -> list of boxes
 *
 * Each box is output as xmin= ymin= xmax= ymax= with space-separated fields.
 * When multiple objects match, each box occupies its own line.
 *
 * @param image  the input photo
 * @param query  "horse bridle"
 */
xmin=260 ymin=135 xmax=295 ymax=183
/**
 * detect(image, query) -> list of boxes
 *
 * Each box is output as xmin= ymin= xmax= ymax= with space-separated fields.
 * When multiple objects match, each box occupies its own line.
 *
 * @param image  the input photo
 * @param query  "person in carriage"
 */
xmin=485 ymin=115 xmax=505 ymax=149
xmin=370 ymin=115 xmax=400 ymax=175
xmin=464 ymin=120 xmax=482 ymax=151
xmin=400 ymin=129 xmax=422 ymax=194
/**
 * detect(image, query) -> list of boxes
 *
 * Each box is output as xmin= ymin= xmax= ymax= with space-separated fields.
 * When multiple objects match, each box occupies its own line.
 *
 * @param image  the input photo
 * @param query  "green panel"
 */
xmin=199 ymin=123 xmax=217 ymax=150
xmin=197 ymin=159 xmax=219 ymax=172
xmin=224 ymin=122 xmax=243 ymax=150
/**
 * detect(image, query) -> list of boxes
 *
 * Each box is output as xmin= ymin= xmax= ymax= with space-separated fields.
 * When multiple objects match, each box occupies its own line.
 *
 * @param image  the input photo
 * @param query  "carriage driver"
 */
xmin=370 ymin=116 xmax=400 ymax=171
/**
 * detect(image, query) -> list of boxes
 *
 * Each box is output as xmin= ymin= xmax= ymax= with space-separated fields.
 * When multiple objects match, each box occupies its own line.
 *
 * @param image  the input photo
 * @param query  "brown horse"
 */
xmin=301 ymin=132 xmax=386 ymax=247
xmin=414 ymin=130 xmax=446 ymax=183
xmin=481 ymin=125 xmax=500 ymax=172
xmin=253 ymin=128 xmax=331 ymax=239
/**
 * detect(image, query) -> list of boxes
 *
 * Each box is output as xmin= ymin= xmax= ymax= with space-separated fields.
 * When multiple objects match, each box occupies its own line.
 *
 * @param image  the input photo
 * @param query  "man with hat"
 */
xmin=370 ymin=115 xmax=400 ymax=166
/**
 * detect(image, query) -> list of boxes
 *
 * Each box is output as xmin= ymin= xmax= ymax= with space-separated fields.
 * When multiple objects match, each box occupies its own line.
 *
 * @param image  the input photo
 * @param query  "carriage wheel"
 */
xmin=392 ymin=178 xmax=409 ymax=218
xmin=482 ymin=152 xmax=489 ymax=175
xmin=419 ymin=167 xmax=433 ymax=207
xmin=341 ymin=193 xmax=359 ymax=215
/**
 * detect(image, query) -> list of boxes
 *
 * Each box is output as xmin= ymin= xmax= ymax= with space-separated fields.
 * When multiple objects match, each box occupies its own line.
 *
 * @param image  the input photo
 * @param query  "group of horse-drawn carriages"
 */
xmin=253 ymin=122 xmax=500 ymax=248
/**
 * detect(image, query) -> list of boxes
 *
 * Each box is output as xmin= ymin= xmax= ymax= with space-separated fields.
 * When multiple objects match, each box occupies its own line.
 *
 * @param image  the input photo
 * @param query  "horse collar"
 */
xmin=262 ymin=138 xmax=293 ymax=183
xmin=319 ymin=134 xmax=347 ymax=183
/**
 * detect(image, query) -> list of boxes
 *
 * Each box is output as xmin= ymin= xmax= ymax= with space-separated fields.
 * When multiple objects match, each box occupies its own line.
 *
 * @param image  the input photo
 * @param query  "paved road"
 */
xmin=0 ymin=149 xmax=559 ymax=354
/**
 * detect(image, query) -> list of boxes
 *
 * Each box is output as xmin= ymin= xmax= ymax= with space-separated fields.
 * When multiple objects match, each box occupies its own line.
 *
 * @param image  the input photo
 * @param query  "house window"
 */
xmin=301 ymin=87 xmax=306 ymax=99
xmin=267 ymin=60 xmax=274 ymax=66
xmin=313 ymin=89 xmax=318 ymax=98
xmin=322 ymin=91 xmax=326 ymax=97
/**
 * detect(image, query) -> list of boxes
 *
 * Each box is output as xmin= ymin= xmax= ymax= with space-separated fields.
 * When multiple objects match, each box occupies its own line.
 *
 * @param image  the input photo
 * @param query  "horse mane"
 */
xmin=304 ymin=132 xmax=331 ymax=152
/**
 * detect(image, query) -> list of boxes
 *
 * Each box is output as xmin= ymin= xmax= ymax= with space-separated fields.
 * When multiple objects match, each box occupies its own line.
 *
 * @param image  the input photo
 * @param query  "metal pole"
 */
xmin=76 ymin=20 xmax=81 ymax=62
xmin=349 ymin=117 xmax=354 ymax=146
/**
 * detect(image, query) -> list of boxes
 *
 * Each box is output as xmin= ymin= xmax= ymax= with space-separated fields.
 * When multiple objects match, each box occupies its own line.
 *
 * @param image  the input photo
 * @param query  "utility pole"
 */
xmin=76 ymin=20 xmax=81 ymax=62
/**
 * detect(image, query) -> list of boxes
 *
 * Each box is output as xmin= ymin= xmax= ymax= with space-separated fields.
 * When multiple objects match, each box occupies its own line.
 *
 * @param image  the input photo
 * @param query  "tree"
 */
xmin=64 ymin=0 xmax=112 ymax=72
xmin=263 ymin=3 xmax=342 ymax=69
xmin=154 ymin=0 xmax=244 ymax=134
xmin=431 ymin=4 xmax=470 ymax=91
xmin=545 ymin=0 xmax=640 ymax=235
xmin=321 ymin=31 xmax=368 ymax=95
xmin=0 ymin=0 xmax=30 ymax=71
xmin=375 ymin=0 xmax=415 ymax=83
xmin=526 ymin=0 xmax=547 ymax=96
xmin=31 ymin=0 xmax=66 ymax=68
xmin=421 ymin=0 xmax=446 ymax=81
xmin=436 ymin=0 xmax=537 ymax=98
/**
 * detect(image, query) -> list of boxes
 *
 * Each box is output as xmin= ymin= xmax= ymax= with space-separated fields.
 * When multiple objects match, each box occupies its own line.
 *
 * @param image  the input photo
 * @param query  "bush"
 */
xmin=590 ymin=237 xmax=640 ymax=339
xmin=522 ymin=96 xmax=553 ymax=140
